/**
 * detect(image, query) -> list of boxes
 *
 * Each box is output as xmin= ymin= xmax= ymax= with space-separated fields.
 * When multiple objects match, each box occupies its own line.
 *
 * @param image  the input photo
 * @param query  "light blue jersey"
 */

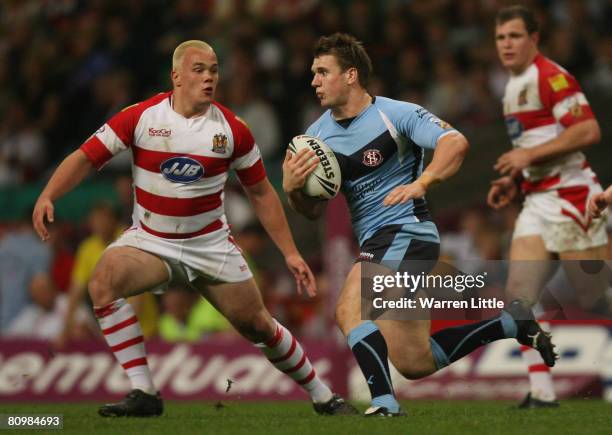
xmin=306 ymin=96 xmax=456 ymax=245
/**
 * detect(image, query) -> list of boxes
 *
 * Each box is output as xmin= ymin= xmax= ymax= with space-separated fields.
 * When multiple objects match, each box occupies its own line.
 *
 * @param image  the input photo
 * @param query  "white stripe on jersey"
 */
xmin=96 ymin=123 xmax=128 ymax=155
xmin=514 ymin=124 xmax=559 ymax=148
xmin=552 ymin=93 xmax=589 ymax=120
xmin=376 ymin=109 xmax=408 ymax=163
xmin=132 ymin=103 xmax=233 ymax=159
xmin=135 ymin=203 xmax=224 ymax=234
xmin=133 ymin=165 xmax=227 ymax=199
xmin=230 ymin=144 xmax=262 ymax=170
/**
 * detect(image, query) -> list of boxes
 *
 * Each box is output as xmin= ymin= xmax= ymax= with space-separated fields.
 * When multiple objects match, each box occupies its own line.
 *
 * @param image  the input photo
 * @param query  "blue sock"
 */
xmin=348 ymin=321 xmax=400 ymax=413
xmin=429 ymin=311 xmax=517 ymax=370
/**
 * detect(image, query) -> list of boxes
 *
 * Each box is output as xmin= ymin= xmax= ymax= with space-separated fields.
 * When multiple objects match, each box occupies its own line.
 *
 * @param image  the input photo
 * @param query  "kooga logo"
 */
xmin=160 ymin=157 xmax=204 ymax=183
xmin=149 ymin=127 xmax=171 ymax=137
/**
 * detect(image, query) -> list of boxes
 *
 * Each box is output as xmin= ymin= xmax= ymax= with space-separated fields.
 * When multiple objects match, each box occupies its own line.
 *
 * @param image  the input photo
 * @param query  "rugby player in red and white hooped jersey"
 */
xmin=488 ymin=6 xmax=608 ymax=409
xmin=32 ymin=40 xmax=357 ymax=417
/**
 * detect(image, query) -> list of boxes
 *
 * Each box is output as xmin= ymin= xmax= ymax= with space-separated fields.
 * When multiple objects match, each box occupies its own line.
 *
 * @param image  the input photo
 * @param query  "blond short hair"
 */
xmin=172 ymin=40 xmax=214 ymax=71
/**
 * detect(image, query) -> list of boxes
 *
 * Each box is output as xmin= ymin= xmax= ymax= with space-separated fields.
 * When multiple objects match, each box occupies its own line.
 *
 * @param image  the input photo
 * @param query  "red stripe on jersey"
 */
xmin=133 ymin=145 xmax=230 ymax=178
xmin=283 ymin=354 xmax=307 ymax=374
xmin=505 ymin=109 xmax=556 ymax=131
xmin=558 ymin=185 xmax=589 ymax=216
xmin=212 ymin=102 xmax=255 ymax=159
xmin=102 ymin=316 xmax=139 ymax=335
xmin=521 ymin=174 xmax=561 ymax=194
xmin=558 ymin=105 xmax=594 ymax=128
xmin=108 ymin=92 xmax=170 ymax=149
xmin=135 ymin=186 xmax=222 ymax=217
xmin=140 ymin=219 xmax=223 ymax=239
xmin=236 ymin=159 xmax=266 ymax=186
xmin=270 ymin=336 xmax=297 ymax=363
xmin=122 ymin=357 xmax=148 ymax=370
xmin=110 ymin=335 xmax=144 ymax=352
xmin=80 ymin=136 xmax=115 ymax=169
xmin=297 ymin=369 xmax=316 ymax=385
xmin=519 ymin=345 xmax=531 ymax=352
xmin=528 ymin=364 xmax=550 ymax=373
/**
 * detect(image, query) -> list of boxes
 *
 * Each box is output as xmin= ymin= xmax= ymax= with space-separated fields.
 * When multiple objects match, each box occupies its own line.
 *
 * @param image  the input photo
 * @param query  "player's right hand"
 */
xmin=487 ymin=176 xmax=517 ymax=210
xmin=588 ymin=192 xmax=608 ymax=218
xmin=32 ymin=197 xmax=55 ymax=241
xmin=282 ymin=149 xmax=318 ymax=193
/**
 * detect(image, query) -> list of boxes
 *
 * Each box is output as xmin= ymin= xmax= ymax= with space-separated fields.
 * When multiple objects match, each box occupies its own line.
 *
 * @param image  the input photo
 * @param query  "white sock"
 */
xmin=95 ymin=298 xmax=156 ymax=395
xmin=257 ymin=319 xmax=333 ymax=403
xmin=520 ymin=344 xmax=556 ymax=401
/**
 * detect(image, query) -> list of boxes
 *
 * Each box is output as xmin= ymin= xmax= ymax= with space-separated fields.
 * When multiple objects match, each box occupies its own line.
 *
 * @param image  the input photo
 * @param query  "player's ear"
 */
xmin=171 ymin=69 xmax=181 ymax=87
xmin=530 ymin=31 xmax=539 ymax=46
xmin=346 ymin=67 xmax=358 ymax=85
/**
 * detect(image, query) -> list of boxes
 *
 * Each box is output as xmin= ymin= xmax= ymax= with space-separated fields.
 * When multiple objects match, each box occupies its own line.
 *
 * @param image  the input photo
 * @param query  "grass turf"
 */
xmin=1 ymin=400 xmax=610 ymax=435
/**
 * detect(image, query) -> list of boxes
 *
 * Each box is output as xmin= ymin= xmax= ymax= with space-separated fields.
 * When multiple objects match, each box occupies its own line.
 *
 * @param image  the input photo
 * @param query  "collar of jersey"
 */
xmin=330 ymin=95 xmax=376 ymax=129
xmin=168 ymin=93 xmax=211 ymax=122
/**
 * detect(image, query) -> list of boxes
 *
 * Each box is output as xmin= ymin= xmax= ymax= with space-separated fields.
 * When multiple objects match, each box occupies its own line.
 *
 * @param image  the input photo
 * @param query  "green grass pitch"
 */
xmin=2 ymin=400 xmax=610 ymax=435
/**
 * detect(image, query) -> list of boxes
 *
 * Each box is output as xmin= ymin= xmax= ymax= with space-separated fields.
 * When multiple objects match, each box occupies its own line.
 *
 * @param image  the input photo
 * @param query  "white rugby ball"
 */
xmin=288 ymin=135 xmax=341 ymax=199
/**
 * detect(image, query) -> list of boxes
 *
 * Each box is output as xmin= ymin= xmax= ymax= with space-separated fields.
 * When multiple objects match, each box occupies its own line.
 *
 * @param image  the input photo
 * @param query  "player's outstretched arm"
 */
xmin=243 ymin=177 xmax=317 ymax=297
xmin=33 ymin=149 xmax=93 ymax=241
xmin=495 ymin=119 xmax=600 ymax=175
xmin=588 ymin=185 xmax=612 ymax=218
xmin=282 ymin=149 xmax=327 ymax=220
xmin=384 ymin=132 xmax=469 ymax=206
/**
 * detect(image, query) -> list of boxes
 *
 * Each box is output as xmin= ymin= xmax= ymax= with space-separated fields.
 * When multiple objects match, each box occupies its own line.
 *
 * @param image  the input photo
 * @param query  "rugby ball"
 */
xmin=288 ymin=135 xmax=341 ymax=199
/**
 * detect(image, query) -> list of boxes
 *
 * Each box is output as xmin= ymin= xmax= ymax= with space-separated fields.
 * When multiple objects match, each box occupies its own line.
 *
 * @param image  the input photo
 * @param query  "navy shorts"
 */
xmin=355 ymin=223 xmax=440 ymax=275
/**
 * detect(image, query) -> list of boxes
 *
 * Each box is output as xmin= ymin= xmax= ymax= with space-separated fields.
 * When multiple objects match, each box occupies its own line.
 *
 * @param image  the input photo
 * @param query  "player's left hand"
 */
xmin=285 ymin=253 xmax=317 ymax=297
xmin=383 ymin=182 xmax=426 ymax=206
xmin=494 ymin=148 xmax=533 ymax=175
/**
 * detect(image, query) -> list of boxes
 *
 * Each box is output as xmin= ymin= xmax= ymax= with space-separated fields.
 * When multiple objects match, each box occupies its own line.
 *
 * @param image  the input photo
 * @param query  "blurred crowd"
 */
xmin=1 ymin=0 xmax=611 ymax=184
xmin=1 ymin=0 xmax=611 ymax=343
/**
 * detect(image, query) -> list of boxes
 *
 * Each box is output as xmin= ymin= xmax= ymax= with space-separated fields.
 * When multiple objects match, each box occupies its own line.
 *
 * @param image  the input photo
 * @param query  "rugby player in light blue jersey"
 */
xmin=282 ymin=33 xmax=557 ymax=417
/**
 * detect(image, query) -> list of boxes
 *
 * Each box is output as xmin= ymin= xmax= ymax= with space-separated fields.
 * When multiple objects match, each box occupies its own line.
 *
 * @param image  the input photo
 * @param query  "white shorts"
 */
xmin=107 ymin=226 xmax=253 ymax=292
xmin=513 ymin=188 xmax=608 ymax=253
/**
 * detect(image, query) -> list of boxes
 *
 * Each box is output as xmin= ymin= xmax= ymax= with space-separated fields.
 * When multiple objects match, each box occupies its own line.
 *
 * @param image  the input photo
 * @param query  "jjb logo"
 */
xmin=160 ymin=157 xmax=204 ymax=183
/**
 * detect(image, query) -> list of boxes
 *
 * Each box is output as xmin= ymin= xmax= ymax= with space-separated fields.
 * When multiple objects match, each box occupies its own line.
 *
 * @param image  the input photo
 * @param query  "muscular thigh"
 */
xmin=507 ymin=236 xmax=556 ymax=303
xmin=90 ymin=246 xmax=170 ymax=302
xmin=193 ymin=277 xmax=273 ymax=334
xmin=560 ymin=245 xmax=609 ymax=309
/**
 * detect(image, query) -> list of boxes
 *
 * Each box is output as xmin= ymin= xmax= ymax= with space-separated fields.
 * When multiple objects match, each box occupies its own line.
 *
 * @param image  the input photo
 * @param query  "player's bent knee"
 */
xmin=334 ymin=303 xmax=353 ymax=336
xmin=233 ymin=309 xmax=275 ymax=343
xmin=391 ymin=347 xmax=436 ymax=380
xmin=88 ymin=258 xmax=127 ymax=306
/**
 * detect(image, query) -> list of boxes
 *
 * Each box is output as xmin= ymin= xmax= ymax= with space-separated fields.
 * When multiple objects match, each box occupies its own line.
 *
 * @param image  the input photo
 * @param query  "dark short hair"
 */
xmin=314 ymin=33 xmax=372 ymax=88
xmin=496 ymin=5 xmax=539 ymax=34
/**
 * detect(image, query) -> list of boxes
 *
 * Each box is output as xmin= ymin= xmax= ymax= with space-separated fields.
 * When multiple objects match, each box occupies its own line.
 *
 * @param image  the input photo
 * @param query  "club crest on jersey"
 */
xmin=212 ymin=133 xmax=228 ymax=154
xmin=160 ymin=157 xmax=204 ymax=183
xmin=362 ymin=149 xmax=383 ymax=167
xmin=428 ymin=116 xmax=452 ymax=129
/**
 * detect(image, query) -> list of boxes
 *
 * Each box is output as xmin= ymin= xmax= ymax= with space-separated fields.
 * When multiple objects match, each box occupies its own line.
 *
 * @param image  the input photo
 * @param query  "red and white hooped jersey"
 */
xmin=502 ymin=54 xmax=599 ymax=194
xmin=80 ymin=91 xmax=266 ymax=239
